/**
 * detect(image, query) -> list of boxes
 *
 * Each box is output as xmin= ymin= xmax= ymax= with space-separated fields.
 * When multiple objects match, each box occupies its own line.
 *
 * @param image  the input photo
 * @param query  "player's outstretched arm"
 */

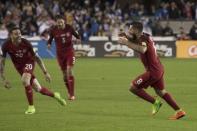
xmin=73 ymin=31 xmax=81 ymax=44
xmin=47 ymin=29 xmax=54 ymax=50
xmin=34 ymin=55 xmax=51 ymax=82
xmin=118 ymin=37 xmax=147 ymax=54
xmin=0 ymin=56 xmax=11 ymax=89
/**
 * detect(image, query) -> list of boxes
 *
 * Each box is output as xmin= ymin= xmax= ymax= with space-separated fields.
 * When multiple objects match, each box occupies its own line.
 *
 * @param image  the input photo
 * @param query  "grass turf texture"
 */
xmin=0 ymin=58 xmax=196 ymax=131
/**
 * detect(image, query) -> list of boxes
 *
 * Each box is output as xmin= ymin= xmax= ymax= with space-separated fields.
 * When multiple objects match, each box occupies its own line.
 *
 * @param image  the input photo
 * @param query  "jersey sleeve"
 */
xmin=0 ymin=43 xmax=7 ymax=58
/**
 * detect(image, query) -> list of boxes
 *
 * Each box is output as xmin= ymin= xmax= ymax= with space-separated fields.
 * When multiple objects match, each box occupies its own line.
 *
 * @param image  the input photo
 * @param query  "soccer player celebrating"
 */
xmin=47 ymin=15 xmax=81 ymax=100
xmin=0 ymin=24 xmax=66 ymax=114
xmin=118 ymin=22 xmax=186 ymax=120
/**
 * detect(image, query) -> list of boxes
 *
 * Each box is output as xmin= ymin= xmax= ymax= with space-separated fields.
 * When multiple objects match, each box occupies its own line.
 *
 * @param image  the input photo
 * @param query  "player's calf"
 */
xmin=154 ymin=89 xmax=167 ymax=97
xmin=21 ymin=73 xmax=31 ymax=86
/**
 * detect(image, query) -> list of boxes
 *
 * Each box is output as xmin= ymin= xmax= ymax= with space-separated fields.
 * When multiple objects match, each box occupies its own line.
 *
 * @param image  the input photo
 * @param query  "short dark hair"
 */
xmin=131 ymin=21 xmax=143 ymax=33
xmin=55 ymin=15 xmax=64 ymax=20
xmin=6 ymin=23 xmax=19 ymax=33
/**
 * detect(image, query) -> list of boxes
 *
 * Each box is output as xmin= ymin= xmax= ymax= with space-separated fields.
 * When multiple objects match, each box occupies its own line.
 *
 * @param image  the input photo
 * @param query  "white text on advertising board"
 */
xmin=155 ymin=44 xmax=172 ymax=57
xmin=104 ymin=42 xmax=134 ymax=57
xmin=74 ymin=44 xmax=95 ymax=57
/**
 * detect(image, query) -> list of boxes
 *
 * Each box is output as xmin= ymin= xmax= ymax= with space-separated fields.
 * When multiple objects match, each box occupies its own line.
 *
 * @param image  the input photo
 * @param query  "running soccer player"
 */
xmin=0 ymin=24 xmax=66 ymax=114
xmin=47 ymin=15 xmax=81 ymax=100
xmin=118 ymin=21 xmax=186 ymax=120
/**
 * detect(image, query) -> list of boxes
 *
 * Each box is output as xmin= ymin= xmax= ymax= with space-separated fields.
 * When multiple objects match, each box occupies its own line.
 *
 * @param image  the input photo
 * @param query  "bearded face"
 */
xmin=56 ymin=19 xmax=65 ymax=29
xmin=127 ymin=26 xmax=138 ymax=43
xmin=11 ymin=29 xmax=22 ymax=43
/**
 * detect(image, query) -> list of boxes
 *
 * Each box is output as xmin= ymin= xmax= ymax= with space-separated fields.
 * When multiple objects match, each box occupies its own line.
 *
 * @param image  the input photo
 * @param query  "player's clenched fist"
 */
xmin=118 ymin=37 xmax=128 ymax=45
xmin=118 ymin=32 xmax=127 ymax=38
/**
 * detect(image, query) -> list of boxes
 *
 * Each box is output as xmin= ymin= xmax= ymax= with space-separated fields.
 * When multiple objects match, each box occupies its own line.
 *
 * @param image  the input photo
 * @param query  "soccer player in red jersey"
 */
xmin=47 ymin=15 xmax=81 ymax=100
xmin=0 ymin=24 xmax=66 ymax=114
xmin=118 ymin=22 xmax=186 ymax=120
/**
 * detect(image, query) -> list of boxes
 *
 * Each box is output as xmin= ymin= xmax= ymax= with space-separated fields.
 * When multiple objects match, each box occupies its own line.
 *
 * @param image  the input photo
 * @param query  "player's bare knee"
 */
xmin=161 ymin=89 xmax=167 ymax=96
xmin=67 ymin=66 xmax=73 ymax=76
xmin=21 ymin=73 xmax=31 ymax=86
xmin=32 ymin=79 xmax=41 ymax=92
xmin=33 ymin=86 xmax=42 ymax=92
xmin=155 ymin=89 xmax=166 ymax=97
xmin=21 ymin=78 xmax=30 ymax=86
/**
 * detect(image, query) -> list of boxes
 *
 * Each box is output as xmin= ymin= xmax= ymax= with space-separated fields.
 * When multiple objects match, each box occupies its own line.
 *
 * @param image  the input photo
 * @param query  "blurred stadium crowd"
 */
xmin=0 ymin=0 xmax=197 ymax=40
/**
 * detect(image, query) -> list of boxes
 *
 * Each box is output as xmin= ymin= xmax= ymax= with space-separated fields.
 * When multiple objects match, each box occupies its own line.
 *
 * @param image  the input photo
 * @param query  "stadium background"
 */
xmin=0 ymin=0 xmax=197 ymax=131
xmin=1 ymin=0 xmax=197 ymax=58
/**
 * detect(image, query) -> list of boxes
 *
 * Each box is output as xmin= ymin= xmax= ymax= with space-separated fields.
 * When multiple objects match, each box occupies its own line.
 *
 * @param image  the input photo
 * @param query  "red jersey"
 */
xmin=1 ymin=38 xmax=35 ymax=73
xmin=47 ymin=24 xmax=80 ymax=57
xmin=139 ymin=33 xmax=164 ymax=77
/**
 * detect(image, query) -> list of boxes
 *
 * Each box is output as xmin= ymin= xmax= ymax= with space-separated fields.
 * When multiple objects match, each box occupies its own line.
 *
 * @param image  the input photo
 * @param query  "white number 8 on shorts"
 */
xmin=136 ymin=78 xmax=143 ymax=85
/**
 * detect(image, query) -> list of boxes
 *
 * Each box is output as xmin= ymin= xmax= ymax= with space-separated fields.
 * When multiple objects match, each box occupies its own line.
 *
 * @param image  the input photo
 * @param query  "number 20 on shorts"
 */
xmin=25 ymin=64 xmax=33 ymax=70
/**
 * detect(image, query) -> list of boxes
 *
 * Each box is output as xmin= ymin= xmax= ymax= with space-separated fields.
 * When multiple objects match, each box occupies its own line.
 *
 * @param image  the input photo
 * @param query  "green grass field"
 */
xmin=0 ymin=58 xmax=197 ymax=131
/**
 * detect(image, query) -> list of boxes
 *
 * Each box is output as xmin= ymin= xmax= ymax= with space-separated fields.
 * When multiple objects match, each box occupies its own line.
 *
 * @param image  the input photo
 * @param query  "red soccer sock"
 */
xmin=162 ymin=93 xmax=180 ymax=110
xmin=39 ymin=87 xmax=54 ymax=97
xmin=68 ymin=75 xmax=75 ymax=96
xmin=132 ymin=88 xmax=155 ymax=104
xmin=25 ymin=85 xmax=33 ymax=105
xmin=64 ymin=78 xmax=71 ymax=95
